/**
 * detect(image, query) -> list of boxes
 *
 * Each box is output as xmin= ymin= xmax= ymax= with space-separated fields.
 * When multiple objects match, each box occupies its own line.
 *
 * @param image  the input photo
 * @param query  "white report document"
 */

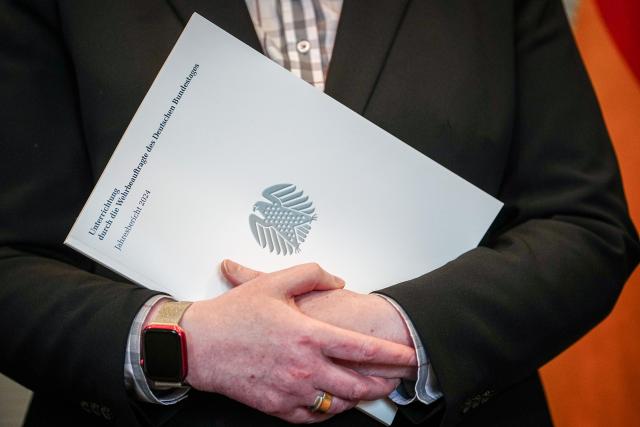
xmin=66 ymin=13 xmax=503 ymax=425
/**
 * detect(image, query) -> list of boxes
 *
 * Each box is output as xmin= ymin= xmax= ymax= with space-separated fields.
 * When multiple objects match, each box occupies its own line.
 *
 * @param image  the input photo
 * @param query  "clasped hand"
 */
xmin=180 ymin=260 xmax=417 ymax=423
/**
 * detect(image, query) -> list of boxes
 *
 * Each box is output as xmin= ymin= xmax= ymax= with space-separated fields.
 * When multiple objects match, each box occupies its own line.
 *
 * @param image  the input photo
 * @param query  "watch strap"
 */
xmin=152 ymin=301 xmax=192 ymax=325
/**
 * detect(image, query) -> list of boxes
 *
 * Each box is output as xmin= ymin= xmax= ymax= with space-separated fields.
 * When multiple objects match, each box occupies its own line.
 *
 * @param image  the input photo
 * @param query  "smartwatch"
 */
xmin=141 ymin=301 xmax=192 ymax=388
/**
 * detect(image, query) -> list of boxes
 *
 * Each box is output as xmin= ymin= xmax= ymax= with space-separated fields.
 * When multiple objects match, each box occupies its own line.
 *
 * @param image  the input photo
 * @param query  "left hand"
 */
xmin=222 ymin=261 xmax=417 ymax=380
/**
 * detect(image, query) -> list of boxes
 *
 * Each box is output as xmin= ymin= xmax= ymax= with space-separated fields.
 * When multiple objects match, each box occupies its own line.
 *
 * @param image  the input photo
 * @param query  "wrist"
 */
xmin=179 ymin=300 xmax=214 ymax=390
xmin=371 ymin=294 xmax=413 ymax=348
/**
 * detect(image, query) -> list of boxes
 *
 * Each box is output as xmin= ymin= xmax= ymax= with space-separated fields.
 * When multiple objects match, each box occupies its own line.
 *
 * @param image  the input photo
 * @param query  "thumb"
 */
xmin=270 ymin=263 xmax=345 ymax=298
xmin=221 ymin=259 xmax=262 ymax=286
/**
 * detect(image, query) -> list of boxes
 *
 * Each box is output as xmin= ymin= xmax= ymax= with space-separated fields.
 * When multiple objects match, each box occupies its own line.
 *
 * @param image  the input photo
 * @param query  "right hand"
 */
xmin=180 ymin=260 xmax=417 ymax=423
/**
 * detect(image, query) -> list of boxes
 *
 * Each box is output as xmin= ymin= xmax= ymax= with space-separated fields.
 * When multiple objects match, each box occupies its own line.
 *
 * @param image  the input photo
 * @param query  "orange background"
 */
xmin=540 ymin=0 xmax=640 ymax=425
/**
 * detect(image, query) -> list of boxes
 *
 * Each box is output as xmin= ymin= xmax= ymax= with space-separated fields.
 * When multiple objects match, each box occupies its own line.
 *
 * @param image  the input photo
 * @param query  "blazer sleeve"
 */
xmin=377 ymin=0 xmax=640 ymax=425
xmin=0 ymin=1 xmax=161 ymax=424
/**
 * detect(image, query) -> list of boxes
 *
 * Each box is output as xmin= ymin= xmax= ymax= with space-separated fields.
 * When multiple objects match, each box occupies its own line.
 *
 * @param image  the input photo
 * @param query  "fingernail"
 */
xmin=334 ymin=275 xmax=345 ymax=287
xmin=222 ymin=259 xmax=240 ymax=274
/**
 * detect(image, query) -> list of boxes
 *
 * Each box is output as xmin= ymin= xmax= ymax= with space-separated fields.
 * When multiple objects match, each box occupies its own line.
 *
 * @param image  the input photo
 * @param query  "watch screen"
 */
xmin=143 ymin=329 xmax=183 ymax=381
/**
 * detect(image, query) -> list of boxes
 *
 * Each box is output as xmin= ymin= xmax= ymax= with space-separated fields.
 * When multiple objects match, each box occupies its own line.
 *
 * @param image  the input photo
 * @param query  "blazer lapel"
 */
xmin=167 ymin=0 xmax=263 ymax=53
xmin=325 ymin=0 xmax=410 ymax=114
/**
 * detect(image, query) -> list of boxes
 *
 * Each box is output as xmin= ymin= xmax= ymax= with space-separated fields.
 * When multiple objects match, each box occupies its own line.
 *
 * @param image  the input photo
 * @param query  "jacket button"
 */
xmin=90 ymin=402 xmax=101 ymax=416
xmin=101 ymin=405 xmax=113 ymax=420
xmin=461 ymin=398 xmax=473 ymax=414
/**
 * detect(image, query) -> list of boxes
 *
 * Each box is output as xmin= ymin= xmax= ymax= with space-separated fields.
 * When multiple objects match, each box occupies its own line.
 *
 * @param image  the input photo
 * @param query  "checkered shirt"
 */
xmin=245 ymin=0 xmax=342 ymax=90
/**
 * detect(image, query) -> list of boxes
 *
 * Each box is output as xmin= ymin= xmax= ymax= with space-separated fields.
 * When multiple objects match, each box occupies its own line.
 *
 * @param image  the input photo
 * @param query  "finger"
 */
xmin=284 ymin=396 xmax=357 ymax=423
xmin=337 ymin=361 xmax=418 ymax=380
xmin=320 ymin=395 xmax=358 ymax=415
xmin=221 ymin=259 xmax=262 ymax=286
xmin=316 ymin=323 xmax=417 ymax=366
xmin=304 ymin=392 xmax=357 ymax=416
xmin=314 ymin=362 xmax=399 ymax=402
xmin=269 ymin=263 xmax=345 ymax=297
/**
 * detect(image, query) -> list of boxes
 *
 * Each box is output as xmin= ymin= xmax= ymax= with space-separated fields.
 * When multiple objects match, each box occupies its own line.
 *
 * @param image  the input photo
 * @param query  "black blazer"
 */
xmin=1 ymin=1 xmax=638 ymax=426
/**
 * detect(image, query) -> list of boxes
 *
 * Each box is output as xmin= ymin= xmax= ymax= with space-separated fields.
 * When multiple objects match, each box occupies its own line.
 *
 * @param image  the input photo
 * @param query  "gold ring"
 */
xmin=310 ymin=391 xmax=332 ymax=413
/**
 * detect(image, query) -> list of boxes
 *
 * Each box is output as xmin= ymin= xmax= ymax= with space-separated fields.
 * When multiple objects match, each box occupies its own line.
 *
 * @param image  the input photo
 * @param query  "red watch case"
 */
xmin=141 ymin=323 xmax=188 ymax=385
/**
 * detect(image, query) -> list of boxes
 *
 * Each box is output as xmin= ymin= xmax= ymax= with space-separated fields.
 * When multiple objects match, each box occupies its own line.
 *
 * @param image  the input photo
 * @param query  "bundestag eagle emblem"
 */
xmin=249 ymin=184 xmax=317 ymax=255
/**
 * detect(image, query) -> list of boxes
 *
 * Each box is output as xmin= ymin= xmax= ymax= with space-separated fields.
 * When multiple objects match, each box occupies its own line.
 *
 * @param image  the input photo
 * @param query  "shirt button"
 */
xmin=296 ymin=40 xmax=311 ymax=54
